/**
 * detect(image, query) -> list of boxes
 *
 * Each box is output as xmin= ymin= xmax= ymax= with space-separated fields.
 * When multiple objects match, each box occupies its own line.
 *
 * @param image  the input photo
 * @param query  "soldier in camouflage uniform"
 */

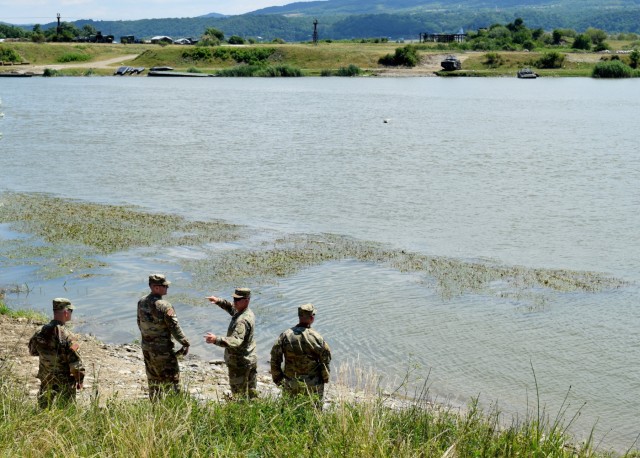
xmin=205 ymin=288 xmax=258 ymax=399
xmin=28 ymin=298 xmax=85 ymax=408
xmin=137 ymin=274 xmax=190 ymax=400
xmin=270 ymin=303 xmax=331 ymax=405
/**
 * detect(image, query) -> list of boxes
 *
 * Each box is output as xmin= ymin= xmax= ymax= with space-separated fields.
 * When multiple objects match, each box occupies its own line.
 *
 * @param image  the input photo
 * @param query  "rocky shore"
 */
xmin=0 ymin=315 xmax=389 ymax=407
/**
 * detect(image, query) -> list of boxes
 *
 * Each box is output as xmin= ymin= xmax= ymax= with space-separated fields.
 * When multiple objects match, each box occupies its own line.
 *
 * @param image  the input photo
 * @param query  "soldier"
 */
xmin=204 ymin=288 xmax=257 ymax=399
xmin=137 ymin=273 xmax=190 ymax=400
xmin=28 ymin=298 xmax=85 ymax=408
xmin=270 ymin=303 xmax=331 ymax=405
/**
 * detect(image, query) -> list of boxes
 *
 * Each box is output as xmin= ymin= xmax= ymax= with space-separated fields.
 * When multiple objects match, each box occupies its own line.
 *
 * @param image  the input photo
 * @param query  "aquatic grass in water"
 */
xmin=0 ymin=192 xmax=627 ymax=300
xmin=184 ymin=233 xmax=627 ymax=301
xmin=0 ymin=192 xmax=243 ymax=254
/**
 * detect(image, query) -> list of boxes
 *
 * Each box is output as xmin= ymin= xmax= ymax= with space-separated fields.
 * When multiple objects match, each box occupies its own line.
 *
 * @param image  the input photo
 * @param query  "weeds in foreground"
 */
xmin=0 ymin=365 xmax=632 ymax=457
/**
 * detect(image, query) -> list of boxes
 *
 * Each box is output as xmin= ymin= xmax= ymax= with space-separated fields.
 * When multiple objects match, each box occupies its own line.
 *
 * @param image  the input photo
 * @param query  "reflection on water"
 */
xmin=0 ymin=77 xmax=639 ymax=451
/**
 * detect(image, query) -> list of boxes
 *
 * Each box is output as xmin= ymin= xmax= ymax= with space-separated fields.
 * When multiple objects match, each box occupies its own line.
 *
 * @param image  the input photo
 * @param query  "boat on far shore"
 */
xmin=517 ymin=68 xmax=538 ymax=79
xmin=0 ymin=71 xmax=35 ymax=77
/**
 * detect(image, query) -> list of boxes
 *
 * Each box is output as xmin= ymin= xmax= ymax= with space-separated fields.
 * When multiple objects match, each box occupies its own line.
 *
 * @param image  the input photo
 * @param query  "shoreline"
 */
xmin=0 ymin=314 xmax=411 ymax=409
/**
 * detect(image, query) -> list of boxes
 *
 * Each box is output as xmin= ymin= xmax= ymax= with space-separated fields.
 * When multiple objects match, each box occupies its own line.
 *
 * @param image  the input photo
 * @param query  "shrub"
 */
xmin=211 ymin=47 xmax=276 ymax=65
xmin=335 ymin=64 xmax=362 ymax=76
xmin=483 ymin=52 xmax=504 ymax=68
xmin=182 ymin=47 xmax=213 ymax=61
xmin=0 ymin=46 xmax=22 ymax=63
xmin=572 ymin=34 xmax=592 ymax=50
xmin=186 ymin=67 xmax=203 ymax=73
xmin=378 ymin=45 xmax=419 ymax=67
xmin=42 ymin=68 xmax=59 ymax=77
xmin=536 ymin=51 xmax=565 ymax=68
xmin=592 ymin=60 xmax=634 ymax=78
xmin=256 ymin=65 xmax=303 ymax=77
xmin=320 ymin=69 xmax=333 ymax=76
xmin=227 ymin=35 xmax=245 ymax=45
xmin=56 ymin=53 xmax=91 ymax=63
xmin=629 ymin=49 xmax=640 ymax=69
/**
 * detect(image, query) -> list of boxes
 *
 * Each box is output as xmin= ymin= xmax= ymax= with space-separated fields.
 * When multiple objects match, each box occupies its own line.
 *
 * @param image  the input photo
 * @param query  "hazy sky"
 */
xmin=0 ymin=0 xmax=314 ymax=23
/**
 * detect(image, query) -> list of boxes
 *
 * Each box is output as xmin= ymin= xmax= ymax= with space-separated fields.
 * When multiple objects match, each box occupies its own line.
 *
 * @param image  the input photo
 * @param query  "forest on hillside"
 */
xmin=3 ymin=3 xmax=640 ymax=42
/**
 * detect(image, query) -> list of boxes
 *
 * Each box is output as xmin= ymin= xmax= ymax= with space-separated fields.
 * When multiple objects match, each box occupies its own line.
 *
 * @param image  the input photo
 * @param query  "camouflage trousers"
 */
xmin=38 ymin=377 xmax=76 ymax=408
xmin=227 ymin=363 xmax=258 ymax=399
xmin=281 ymin=375 xmax=325 ymax=407
xmin=142 ymin=349 xmax=180 ymax=400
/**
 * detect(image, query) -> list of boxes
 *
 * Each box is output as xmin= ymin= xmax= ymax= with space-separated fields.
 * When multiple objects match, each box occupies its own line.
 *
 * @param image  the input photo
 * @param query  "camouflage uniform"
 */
xmin=28 ymin=298 xmax=84 ymax=408
xmin=137 ymin=274 xmax=190 ymax=399
xmin=270 ymin=303 xmax=331 ymax=403
xmin=211 ymin=288 xmax=257 ymax=399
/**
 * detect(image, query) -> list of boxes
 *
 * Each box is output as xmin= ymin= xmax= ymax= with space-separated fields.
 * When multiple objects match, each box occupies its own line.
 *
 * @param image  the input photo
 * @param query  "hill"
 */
xmin=5 ymin=0 xmax=640 ymax=42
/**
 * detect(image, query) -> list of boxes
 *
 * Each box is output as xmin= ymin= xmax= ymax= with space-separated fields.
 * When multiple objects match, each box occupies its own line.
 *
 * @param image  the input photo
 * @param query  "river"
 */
xmin=0 ymin=76 xmax=638 ymax=451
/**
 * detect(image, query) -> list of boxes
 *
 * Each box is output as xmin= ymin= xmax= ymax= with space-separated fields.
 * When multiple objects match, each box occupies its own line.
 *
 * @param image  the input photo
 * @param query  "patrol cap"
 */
xmin=149 ymin=274 xmax=171 ymax=286
xmin=298 ymin=303 xmax=316 ymax=317
xmin=53 ymin=297 xmax=74 ymax=311
xmin=232 ymin=288 xmax=251 ymax=299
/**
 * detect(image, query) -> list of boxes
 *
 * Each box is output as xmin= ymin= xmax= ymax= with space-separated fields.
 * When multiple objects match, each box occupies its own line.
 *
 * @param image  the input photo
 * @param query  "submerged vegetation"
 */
xmin=0 ymin=192 xmax=627 ymax=299
xmin=0 ymin=192 xmax=242 ymax=254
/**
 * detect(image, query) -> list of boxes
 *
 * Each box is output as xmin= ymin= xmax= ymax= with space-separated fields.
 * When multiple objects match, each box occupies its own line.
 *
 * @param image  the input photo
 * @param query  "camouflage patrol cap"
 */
xmin=298 ymin=303 xmax=316 ymax=317
xmin=149 ymin=273 xmax=171 ymax=286
xmin=232 ymin=288 xmax=251 ymax=299
xmin=53 ymin=297 xmax=74 ymax=311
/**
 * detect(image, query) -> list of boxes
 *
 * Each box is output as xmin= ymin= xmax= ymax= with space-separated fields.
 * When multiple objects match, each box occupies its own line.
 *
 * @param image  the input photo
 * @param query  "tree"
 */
xmin=629 ymin=49 xmax=640 ymax=69
xmin=227 ymin=35 xmax=245 ymax=45
xmin=572 ymin=34 xmax=592 ymax=51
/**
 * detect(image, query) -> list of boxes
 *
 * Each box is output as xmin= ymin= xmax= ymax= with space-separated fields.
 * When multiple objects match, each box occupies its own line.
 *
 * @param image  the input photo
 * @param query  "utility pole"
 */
xmin=312 ymin=19 xmax=319 ymax=45
xmin=56 ymin=13 xmax=61 ymax=40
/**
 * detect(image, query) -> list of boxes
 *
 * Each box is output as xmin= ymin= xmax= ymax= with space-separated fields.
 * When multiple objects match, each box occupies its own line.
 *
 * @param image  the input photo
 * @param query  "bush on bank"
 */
xmin=592 ymin=59 xmax=637 ymax=78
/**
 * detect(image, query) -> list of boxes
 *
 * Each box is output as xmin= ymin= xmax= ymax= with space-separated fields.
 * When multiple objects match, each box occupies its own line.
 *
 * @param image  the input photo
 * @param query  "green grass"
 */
xmin=0 ymin=368 xmax=634 ymax=457
xmin=0 ymin=298 xmax=47 ymax=322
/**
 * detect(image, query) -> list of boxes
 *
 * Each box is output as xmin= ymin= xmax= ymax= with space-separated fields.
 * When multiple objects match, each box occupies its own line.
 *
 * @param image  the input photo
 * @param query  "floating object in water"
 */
xmin=383 ymin=118 xmax=391 ymax=123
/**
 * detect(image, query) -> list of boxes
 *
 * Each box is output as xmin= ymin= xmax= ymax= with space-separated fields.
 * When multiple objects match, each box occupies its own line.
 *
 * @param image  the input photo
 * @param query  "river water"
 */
xmin=0 ymin=77 xmax=638 ymax=450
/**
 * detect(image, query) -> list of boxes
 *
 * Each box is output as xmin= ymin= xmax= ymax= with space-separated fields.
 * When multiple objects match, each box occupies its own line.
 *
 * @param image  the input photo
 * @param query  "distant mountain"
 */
xmin=7 ymin=0 xmax=640 ymax=42
xmin=249 ymin=0 xmax=640 ymax=15
xmin=199 ymin=12 xmax=227 ymax=18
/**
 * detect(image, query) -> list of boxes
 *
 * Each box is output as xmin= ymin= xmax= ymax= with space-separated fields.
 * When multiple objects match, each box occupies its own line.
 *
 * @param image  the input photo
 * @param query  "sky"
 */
xmin=0 ymin=0 xmax=316 ymax=24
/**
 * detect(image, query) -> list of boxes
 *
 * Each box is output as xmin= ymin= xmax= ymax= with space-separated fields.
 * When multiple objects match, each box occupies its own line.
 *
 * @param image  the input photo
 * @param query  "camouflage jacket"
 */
xmin=270 ymin=325 xmax=331 ymax=385
xmin=137 ymin=293 xmax=189 ymax=352
xmin=28 ymin=320 xmax=85 ymax=384
xmin=214 ymin=299 xmax=257 ymax=366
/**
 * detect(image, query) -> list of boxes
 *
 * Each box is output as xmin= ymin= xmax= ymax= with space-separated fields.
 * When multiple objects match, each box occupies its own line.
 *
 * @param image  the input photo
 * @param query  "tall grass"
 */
xmin=0 ymin=358 xmax=632 ymax=457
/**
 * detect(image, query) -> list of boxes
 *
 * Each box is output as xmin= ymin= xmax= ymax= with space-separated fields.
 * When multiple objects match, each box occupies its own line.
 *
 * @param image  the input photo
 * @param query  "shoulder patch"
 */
xmin=70 ymin=342 xmax=80 ymax=352
xmin=166 ymin=308 xmax=175 ymax=317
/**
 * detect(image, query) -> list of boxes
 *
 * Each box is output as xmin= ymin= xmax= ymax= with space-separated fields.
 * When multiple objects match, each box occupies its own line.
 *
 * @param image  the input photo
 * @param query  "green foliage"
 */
xmin=182 ymin=46 xmax=213 ymax=61
xmin=483 ymin=52 xmax=504 ymax=68
xmin=335 ymin=64 xmax=362 ymax=76
xmin=42 ymin=68 xmax=59 ymax=77
xmin=212 ymin=47 xmax=276 ymax=65
xmin=592 ymin=59 xmax=635 ymax=77
xmin=186 ymin=67 xmax=204 ymax=73
xmin=204 ymin=27 xmax=224 ymax=41
xmin=0 ymin=370 xmax=625 ymax=458
xmin=0 ymin=301 xmax=47 ymax=321
xmin=216 ymin=64 xmax=303 ymax=77
xmin=629 ymin=49 xmax=640 ymax=68
xmin=572 ymin=34 xmax=592 ymax=50
xmin=535 ymin=51 xmax=565 ymax=68
xmin=227 ymin=35 xmax=245 ymax=44
xmin=0 ymin=46 xmax=23 ymax=63
xmin=378 ymin=45 xmax=419 ymax=67
xmin=56 ymin=52 xmax=91 ymax=63
xmin=0 ymin=24 xmax=30 ymax=39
